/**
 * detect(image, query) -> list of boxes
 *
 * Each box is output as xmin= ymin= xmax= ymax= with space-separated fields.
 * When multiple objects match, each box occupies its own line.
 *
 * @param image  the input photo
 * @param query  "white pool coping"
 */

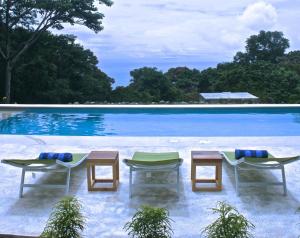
xmin=0 ymin=103 xmax=300 ymax=110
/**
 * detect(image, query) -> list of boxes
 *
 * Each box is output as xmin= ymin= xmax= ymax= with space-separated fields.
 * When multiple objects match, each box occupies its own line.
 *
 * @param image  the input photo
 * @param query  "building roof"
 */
xmin=200 ymin=92 xmax=258 ymax=100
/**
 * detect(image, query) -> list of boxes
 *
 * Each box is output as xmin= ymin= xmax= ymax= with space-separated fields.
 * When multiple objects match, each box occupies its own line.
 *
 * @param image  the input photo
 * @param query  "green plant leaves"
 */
xmin=124 ymin=205 xmax=173 ymax=238
xmin=40 ymin=196 xmax=85 ymax=238
xmin=202 ymin=201 xmax=255 ymax=238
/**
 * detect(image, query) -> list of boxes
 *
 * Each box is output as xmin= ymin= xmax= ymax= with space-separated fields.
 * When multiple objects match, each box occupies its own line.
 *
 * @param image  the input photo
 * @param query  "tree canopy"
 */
xmin=0 ymin=0 xmax=113 ymax=103
xmin=111 ymin=31 xmax=300 ymax=104
xmin=165 ymin=67 xmax=201 ymax=102
xmin=200 ymin=61 xmax=300 ymax=103
xmin=234 ymin=30 xmax=289 ymax=63
xmin=1 ymin=27 xmax=300 ymax=104
xmin=0 ymin=29 xmax=114 ymax=103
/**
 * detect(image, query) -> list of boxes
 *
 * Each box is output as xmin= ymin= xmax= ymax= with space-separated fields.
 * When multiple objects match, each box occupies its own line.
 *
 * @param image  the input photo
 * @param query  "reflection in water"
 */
xmin=0 ymin=111 xmax=22 ymax=133
xmin=0 ymin=112 xmax=108 ymax=136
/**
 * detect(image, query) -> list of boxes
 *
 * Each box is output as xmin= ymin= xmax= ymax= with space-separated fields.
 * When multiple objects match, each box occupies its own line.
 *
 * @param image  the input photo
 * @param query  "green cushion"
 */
xmin=2 ymin=153 xmax=87 ymax=166
xmin=133 ymin=152 xmax=179 ymax=161
xmin=126 ymin=152 xmax=181 ymax=166
xmin=67 ymin=153 xmax=87 ymax=164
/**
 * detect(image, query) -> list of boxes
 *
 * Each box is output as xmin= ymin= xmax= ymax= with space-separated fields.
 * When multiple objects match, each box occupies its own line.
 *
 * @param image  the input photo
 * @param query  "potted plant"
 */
xmin=124 ymin=205 xmax=173 ymax=238
xmin=40 ymin=196 xmax=85 ymax=238
xmin=202 ymin=201 xmax=255 ymax=238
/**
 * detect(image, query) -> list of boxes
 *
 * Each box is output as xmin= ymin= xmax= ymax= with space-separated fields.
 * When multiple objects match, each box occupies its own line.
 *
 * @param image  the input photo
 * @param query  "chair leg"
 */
xmin=129 ymin=168 xmax=132 ymax=198
xmin=281 ymin=165 xmax=287 ymax=196
xmin=234 ymin=166 xmax=240 ymax=196
xmin=19 ymin=168 xmax=25 ymax=198
xmin=177 ymin=167 xmax=180 ymax=194
xmin=65 ymin=168 xmax=71 ymax=195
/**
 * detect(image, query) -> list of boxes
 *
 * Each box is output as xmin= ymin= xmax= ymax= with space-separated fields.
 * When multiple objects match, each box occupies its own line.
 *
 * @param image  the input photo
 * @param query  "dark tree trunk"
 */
xmin=4 ymin=60 xmax=11 ymax=103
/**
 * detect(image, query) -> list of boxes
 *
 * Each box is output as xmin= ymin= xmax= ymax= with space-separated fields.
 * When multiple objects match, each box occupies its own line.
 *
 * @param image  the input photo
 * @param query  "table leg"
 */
xmin=116 ymin=157 xmax=119 ymax=181
xmin=87 ymin=163 xmax=92 ymax=191
xmin=192 ymin=163 xmax=196 ymax=191
xmin=216 ymin=163 xmax=222 ymax=190
xmin=191 ymin=161 xmax=194 ymax=180
xmin=92 ymin=164 xmax=95 ymax=180
xmin=191 ymin=161 xmax=196 ymax=180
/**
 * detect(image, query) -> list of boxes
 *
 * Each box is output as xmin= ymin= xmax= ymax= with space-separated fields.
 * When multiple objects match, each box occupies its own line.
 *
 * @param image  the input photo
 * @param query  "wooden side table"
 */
xmin=191 ymin=151 xmax=223 ymax=191
xmin=87 ymin=151 xmax=119 ymax=191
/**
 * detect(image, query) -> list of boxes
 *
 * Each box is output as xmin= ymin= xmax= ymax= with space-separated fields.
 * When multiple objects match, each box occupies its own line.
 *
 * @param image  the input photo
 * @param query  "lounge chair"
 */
xmin=1 ymin=153 xmax=88 ymax=198
xmin=123 ymin=152 xmax=183 ymax=197
xmin=222 ymin=151 xmax=300 ymax=196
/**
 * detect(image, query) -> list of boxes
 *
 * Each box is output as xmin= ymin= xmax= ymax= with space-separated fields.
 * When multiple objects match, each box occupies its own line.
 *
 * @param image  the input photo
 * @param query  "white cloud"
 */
xmin=92 ymin=0 xmax=247 ymax=60
xmin=54 ymin=0 xmax=300 ymax=84
xmin=239 ymin=2 xmax=278 ymax=30
xmin=57 ymin=1 xmax=279 ymax=61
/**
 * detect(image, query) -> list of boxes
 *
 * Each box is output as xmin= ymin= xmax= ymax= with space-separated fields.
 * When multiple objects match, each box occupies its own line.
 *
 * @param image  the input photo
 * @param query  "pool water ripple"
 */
xmin=1 ymin=108 xmax=300 ymax=136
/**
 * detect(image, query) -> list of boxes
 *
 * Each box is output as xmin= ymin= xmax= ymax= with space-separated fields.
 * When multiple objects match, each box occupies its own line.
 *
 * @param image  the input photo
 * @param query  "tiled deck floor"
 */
xmin=0 ymin=135 xmax=300 ymax=237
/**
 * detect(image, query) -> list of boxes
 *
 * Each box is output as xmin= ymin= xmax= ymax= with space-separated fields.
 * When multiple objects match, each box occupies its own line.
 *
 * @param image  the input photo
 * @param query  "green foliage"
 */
xmin=41 ymin=196 xmax=85 ymax=238
xmin=202 ymin=201 xmax=255 ymax=238
xmin=0 ymin=0 xmax=113 ymax=103
xmin=2 ymin=26 xmax=300 ymax=104
xmin=124 ymin=205 xmax=173 ymax=238
xmin=111 ymin=67 xmax=203 ymax=103
xmin=111 ymin=86 xmax=140 ymax=103
xmin=165 ymin=67 xmax=202 ymax=102
xmin=0 ymin=0 xmax=113 ymax=34
xmin=0 ymin=29 xmax=114 ymax=103
xmin=234 ymin=30 xmax=289 ymax=63
xmin=201 ymin=61 xmax=300 ymax=103
xmin=112 ymin=31 xmax=300 ymax=104
xmin=119 ymin=67 xmax=177 ymax=103
xmin=278 ymin=51 xmax=300 ymax=75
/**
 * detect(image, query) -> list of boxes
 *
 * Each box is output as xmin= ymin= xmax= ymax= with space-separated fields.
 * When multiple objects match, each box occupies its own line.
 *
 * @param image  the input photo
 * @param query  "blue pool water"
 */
xmin=1 ymin=107 xmax=300 ymax=136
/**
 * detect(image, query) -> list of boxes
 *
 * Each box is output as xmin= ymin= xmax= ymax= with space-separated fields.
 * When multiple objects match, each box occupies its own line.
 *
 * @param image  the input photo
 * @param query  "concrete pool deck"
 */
xmin=0 ymin=135 xmax=300 ymax=237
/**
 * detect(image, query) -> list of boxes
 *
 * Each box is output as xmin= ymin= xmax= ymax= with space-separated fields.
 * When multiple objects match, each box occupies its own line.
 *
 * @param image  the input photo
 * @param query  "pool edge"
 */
xmin=1 ymin=103 xmax=300 ymax=110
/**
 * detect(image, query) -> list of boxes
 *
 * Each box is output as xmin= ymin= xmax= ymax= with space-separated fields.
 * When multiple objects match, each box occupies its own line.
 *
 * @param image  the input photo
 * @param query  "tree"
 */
xmin=165 ymin=67 xmax=201 ymax=102
xmin=0 ymin=0 xmax=113 ymax=103
xmin=111 ymin=86 xmax=139 ymax=103
xmin=204 ymin=63 xmax=248 ymax=92
xmin=278 ymin=50 xmax=300 ymax=75
xmin=200 ymin=61 xmax=300 ymax=103
xmin=129 ymin=67 xmax=177 ymax=103
xmin=0 ymin=29 xmax=114 ymax=103
xmin=234 ymin=31 xmax=289 ymax=63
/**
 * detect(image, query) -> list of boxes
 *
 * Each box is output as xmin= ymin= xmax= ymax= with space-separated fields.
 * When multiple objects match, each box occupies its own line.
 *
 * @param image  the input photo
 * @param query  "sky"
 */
xmin=58 ymin=0 xmax=300 ymax=86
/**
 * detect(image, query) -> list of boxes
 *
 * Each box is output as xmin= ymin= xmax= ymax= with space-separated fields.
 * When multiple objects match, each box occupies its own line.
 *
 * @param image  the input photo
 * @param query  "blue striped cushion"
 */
xmin=39 ymin=153 xmax=73 ymax=162
xmin=235 ymin=149 xmax=268 ymax=160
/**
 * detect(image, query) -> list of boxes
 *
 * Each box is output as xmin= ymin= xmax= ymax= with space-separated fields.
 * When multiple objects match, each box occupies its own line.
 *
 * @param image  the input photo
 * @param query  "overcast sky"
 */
xmin=59 ymin=0 xmax=300 ymax=86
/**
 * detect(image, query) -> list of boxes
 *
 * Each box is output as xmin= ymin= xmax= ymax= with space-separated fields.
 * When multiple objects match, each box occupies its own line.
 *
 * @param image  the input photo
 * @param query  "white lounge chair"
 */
xmin=1 ymin=153 xmax=87 ymax=198
xmin=222 ymin=151 xmax=300 ymax=196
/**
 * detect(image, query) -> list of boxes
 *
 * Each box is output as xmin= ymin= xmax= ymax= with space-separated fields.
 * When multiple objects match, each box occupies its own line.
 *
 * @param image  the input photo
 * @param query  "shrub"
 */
xmin=124 ymin=205 xmax=173 ymax=238
xmin=202 ymin=201 xmax=255 ymax=238
xmin=40 ymin=196 xmax=85 ymax=238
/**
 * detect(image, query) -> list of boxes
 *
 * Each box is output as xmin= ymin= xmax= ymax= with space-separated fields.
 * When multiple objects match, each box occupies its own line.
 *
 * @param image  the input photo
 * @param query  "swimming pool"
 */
xmin=1 ymin=106 xmax=300 ymax=136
